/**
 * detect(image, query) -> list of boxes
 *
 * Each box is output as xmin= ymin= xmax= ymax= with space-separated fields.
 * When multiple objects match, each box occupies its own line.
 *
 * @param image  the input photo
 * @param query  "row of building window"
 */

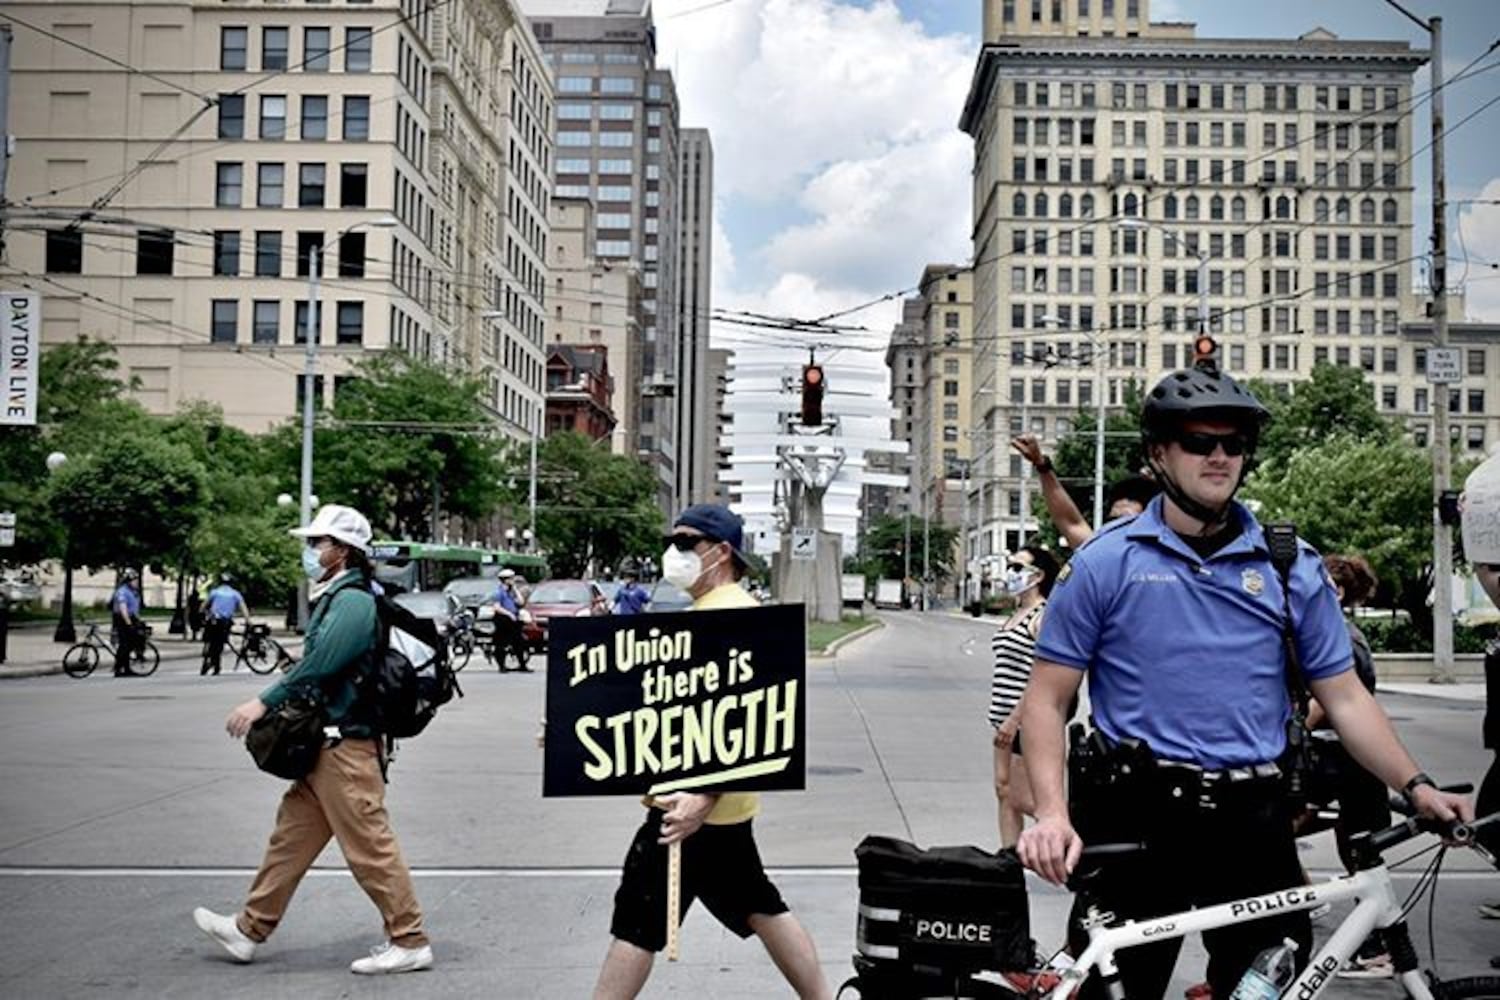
xmin=210 ymin=298 xmax=365 ymax=346
xmin=556 ymin=76 xmax=640 ymax=96
xmin=219 ymin=93 xmax=370 ymax=141
xmin=211 ymin=230 xmax=367 ymax=279
xmin=220 ymin=25 xmax=372 ymax=74
xmin=214 ymin=161 xmax=368 ymax=209
xmin=1002 ymin=0 xmax=1140 ymax=25
xmin=1013 ymin=79 xmax=1401 ymax=115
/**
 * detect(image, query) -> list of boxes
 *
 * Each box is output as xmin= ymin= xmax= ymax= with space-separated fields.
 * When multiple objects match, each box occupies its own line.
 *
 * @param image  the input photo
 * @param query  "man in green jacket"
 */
xmin=193 ymin=504 xmax=433 ymax=976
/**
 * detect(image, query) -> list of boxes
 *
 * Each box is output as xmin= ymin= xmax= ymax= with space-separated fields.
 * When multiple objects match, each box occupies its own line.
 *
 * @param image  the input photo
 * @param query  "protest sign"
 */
xmin=543 ymin=603 xmax=806 ymax=798
xmin=1462 ymin=453 xmax=1500 ymax=565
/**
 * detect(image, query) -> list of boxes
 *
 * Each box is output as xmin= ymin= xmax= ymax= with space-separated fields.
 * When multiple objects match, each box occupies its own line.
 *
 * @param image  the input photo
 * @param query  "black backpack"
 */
xmin=355 ymin=588 xmax=462 ymax=753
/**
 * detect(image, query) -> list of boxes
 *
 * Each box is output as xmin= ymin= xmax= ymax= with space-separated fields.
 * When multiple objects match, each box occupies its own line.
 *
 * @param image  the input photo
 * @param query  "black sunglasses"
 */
xmin=663 ymin=532 xmax=715 ymax=552
xmin=1175 ymin=430 xmax=1250 ymax=457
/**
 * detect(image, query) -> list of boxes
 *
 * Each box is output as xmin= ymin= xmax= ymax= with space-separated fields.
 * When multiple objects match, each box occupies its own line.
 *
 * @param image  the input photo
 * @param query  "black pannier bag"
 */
xmin=849 ymin=835 xmax=1032 ymax=997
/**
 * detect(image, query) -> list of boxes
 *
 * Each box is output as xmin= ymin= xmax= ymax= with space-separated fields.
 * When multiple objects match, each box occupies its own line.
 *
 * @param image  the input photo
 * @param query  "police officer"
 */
xmin=1016 ymin=357 xmax=1473 ymax=1000
xmin=111 ymin=569 xmax=145 ymax=677
xmin=201 ymin=572 xmax=251 ymax=676
xmin=490 ymin=569 xmax=525 ymax=672
xmin=612 ymin=561 xmax=650 ymax=616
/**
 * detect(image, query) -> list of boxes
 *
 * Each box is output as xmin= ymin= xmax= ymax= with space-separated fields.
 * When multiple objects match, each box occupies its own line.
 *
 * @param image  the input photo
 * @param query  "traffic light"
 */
xmin=801 ymin=363 xmax=825 ymax=426
xmin=1192 ymin=334 xmax=1219 ymax=370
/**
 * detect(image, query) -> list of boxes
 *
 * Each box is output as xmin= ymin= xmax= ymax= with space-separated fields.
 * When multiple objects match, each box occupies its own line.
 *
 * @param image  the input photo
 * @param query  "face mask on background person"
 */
xmin=302 ymin=546 xmax=327 ymax=582
xmin=661 ymin=546 xmax=703 ymax=591
xmin=1001 ymin=566 xmax=1042 ymax=595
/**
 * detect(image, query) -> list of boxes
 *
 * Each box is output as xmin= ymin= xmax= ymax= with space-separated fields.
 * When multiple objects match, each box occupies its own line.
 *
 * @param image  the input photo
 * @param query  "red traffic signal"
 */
xmin=801 ymin=364 xmax=825 ymax=426
xmin=1193 ymin=334 xmax=1219 ymax=368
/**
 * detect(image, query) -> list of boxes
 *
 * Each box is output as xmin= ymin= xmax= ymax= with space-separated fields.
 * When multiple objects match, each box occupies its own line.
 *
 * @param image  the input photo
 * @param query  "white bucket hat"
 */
xmin=290 ymin=504 xmax=373 ymax=554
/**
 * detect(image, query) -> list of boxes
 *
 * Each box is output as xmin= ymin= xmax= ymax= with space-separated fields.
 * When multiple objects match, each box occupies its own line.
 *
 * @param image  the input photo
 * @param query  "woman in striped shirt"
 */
xmin=990 ymin=545 xmax=1060 ymax=848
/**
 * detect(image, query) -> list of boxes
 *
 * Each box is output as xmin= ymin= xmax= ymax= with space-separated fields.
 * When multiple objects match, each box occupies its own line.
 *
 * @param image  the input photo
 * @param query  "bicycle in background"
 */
xmin=223 ymin=622 xmax=293 ymax=675
xmin=63 ymin=620 xmax=160 ymax=678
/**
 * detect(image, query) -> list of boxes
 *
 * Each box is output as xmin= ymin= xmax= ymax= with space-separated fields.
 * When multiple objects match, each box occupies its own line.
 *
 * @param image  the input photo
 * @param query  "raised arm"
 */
xmin=1011 ymin=435 xmax=1093 ymax=549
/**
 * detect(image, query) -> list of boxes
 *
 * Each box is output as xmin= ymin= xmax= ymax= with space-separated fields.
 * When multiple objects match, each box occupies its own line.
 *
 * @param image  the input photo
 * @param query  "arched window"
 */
xmin=1080 ymin=193 xmax=1095 ymax=218
xmin=1164 ymin=193 xmax=1179 ymax=219
xmin=1013 ymin=191 xmax=1027 ymax=218
xmin=1185 ymin=195 xmax=1200 ymax=220
xmin=1335 ymin=197 xmax=1350 ymax=223
xmin=1210 ymin=195 xmax=1225 ymax=220
xmin=1231 ymin=196 xmax=1247 ymax=221
xmin=1034 ymin=192 xmax=1049 ymax=218
xmin=1123 ymin=193 xmax=1139 ymax=217
xmin=1275 ymin=195 xmax=1291 ymax=219
xmin=1059 ymin=192 xmax=1073 ymax=219
xmin=1360 ymin=198 xmax=1376 ymax=224
xmin=1382 ymin=198 xmax=1397 ymax=223
xmin=1314 ymin=197 xmax=1329 ymax=221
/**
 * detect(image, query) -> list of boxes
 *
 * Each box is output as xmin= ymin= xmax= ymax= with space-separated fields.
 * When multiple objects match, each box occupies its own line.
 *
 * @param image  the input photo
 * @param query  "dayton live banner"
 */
xmin=543 ymin=604 xmax=806 ymax=798
xmin=2 ymin=292 xmax=40 ymax=427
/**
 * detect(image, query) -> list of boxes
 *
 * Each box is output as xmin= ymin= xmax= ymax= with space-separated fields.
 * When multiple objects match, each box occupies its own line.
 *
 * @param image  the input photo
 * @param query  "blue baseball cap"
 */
xmin=673 ymin=504 xmax=746 ymax=563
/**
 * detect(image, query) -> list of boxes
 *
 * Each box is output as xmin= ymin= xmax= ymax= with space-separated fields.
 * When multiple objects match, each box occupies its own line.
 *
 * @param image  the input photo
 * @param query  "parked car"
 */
xmin=391 ymin=591 xmax=461 ymax=635
xmin=525 ymin=579 xmax=609 ymax=648
xmin=645 ymin=580 xmax=694 ymax=613
xmin=444 ymin=575 xmax=499 ymax=614
xmin=0 ymin=573 xmax=43 ymax=605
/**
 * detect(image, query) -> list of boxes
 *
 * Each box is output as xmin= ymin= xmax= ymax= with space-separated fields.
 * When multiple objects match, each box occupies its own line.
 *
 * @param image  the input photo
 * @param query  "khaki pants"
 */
xmin=237 ymin=739 xmax=428 ymax=948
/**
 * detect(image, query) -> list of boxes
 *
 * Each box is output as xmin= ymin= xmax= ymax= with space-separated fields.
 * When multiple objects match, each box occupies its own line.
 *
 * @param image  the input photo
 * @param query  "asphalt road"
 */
xmin=0 ymin=611 xmax=1493 ymax=998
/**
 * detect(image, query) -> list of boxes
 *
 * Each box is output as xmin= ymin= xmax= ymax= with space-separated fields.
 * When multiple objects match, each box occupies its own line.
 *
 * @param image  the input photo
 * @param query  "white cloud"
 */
xmin=656 ymin=0 xmax=976 ymax=347
xmin=1456 ymin=176 xmax=1500 ymax=322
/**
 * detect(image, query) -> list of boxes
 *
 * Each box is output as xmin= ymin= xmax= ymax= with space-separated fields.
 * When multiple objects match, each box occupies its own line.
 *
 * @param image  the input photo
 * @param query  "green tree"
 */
xmin=1248 ymin=363 xmax=1398 ymax=470
xmin=0 ymin=338 xmax=142 ymax=566
xmin=162 ymin=403 xmax=298 ymax=604
xmin=45 ymin=432 xmax=208 ymax=574
xmin=1243 ymin=435 xmax=1433 ymax=628
xmin=858 ymin=514 xmax=958 ymax=583
xmin=533 ymin=431 xmax=662 ymax=577
xmin=270 ymin=353 xmax=508 ymax=539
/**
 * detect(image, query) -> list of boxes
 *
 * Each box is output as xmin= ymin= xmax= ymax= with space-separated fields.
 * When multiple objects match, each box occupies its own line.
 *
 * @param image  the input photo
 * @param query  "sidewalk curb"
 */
xmin=811 ymin=620 xmax=885 ymax=660
xmin=0 ymin=643 xmax=213 ymax=681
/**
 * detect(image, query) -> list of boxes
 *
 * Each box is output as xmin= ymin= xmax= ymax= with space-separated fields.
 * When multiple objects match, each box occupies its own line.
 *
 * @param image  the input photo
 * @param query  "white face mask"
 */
xmin=661 ymin=547 xmax=704 ymax=590
xmin=1001 ymin=566 xmax=1041 ymax=595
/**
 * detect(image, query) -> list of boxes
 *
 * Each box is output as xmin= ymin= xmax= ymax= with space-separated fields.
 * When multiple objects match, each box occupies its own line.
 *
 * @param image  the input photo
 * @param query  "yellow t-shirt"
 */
xmin=650 ymin=582 xmax=761 ymax=825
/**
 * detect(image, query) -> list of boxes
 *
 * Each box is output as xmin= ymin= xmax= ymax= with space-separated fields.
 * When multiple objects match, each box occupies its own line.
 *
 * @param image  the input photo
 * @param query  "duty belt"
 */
xmin=1153 ymin=759 xmax=1283 ymax=809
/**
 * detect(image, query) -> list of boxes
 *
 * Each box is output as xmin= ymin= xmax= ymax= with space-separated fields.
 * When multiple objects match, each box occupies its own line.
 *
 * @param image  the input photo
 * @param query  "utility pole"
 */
xmin=1428 ymin=15 xmax=1455 ymax=682
xmin=959 ymin=458 xmax=970 ymax=604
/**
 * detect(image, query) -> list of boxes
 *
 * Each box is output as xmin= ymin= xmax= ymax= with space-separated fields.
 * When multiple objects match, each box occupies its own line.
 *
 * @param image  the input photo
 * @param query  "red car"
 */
xmin=522 ymin=579 xmax=609 ymax=651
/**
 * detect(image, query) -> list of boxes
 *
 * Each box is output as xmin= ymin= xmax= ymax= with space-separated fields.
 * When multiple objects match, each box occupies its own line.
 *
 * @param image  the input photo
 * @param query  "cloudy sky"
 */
xmin=652 ymin=0 xmax=1500 ymax=350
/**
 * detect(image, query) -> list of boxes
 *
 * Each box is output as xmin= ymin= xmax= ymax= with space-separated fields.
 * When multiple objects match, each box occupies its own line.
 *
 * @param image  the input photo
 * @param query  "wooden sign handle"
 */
xmin=665 ymin=840 xmax=682 ymax=961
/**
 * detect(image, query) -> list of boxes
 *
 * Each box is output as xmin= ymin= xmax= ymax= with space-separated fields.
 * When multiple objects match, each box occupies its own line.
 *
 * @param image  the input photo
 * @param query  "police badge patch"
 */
xmin=1241 ymin=568 xmax=1266 ymax=596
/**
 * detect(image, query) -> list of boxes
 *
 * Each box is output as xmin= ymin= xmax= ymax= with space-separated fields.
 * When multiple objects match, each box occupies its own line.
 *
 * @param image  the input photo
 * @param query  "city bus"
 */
xmin=370 ymin=541 xmax=549 ymax=594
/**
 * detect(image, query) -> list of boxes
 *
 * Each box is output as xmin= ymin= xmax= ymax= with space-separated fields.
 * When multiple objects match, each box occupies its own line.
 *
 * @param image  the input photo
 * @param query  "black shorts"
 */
xmin=608 ymin=809 xmax=789 ymax=951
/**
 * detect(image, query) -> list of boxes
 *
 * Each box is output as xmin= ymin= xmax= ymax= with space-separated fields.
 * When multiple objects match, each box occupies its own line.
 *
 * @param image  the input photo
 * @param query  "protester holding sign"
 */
xmin=587 ymin=503 xmax=830 ymax=1000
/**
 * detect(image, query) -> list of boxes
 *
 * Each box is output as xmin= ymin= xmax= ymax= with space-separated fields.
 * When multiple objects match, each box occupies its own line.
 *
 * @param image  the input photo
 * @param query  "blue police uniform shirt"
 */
xmin=1036 ymin=496 xmax=1352 ymax=770
xmin=492 ymin=584 xmax=519 ymax=616
xmin=113 ymin=584 xmax=141 ymax=618
xmin=614 ymin=582 xmax=649 ymax=615
xmin=207 ymin=584 xmax=243 ymax=620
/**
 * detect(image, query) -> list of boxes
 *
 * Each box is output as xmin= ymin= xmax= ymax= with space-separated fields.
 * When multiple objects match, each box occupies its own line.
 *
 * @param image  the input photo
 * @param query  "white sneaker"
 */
xmin=350 ymin=941 xmax=434 ymax=975
xmin=193 ymin=907 xmax=256 ymax=963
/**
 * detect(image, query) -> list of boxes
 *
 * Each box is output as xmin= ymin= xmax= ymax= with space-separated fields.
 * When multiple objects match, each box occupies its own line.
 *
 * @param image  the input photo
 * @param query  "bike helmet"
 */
xmin=1141 ymin=363 xmax=1271 ymax=447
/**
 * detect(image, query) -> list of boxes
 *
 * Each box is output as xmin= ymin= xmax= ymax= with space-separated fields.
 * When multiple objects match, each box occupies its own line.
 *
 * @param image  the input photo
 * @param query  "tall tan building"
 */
xmin=547 ymin=195 xmax=641 ymax=454
xmin=961 ymin=0 xmax=1430 ymax=555
xmin=3 ymin=0 xmax=547 ymax=439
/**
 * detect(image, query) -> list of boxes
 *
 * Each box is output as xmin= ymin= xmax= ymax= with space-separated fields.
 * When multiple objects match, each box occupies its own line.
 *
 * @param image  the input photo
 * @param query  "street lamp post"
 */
xmin=46 ymin=451 xmax=74 ymax=643
xmin=295 ymin=218 xmax=396 ymax=628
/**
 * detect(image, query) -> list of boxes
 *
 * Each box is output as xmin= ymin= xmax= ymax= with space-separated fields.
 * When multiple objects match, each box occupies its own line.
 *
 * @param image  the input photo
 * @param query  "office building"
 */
xmin=5 ymin=0 xmax=548 ymax=439
xmin=961 ymin=0 xmax=1429 ymax=554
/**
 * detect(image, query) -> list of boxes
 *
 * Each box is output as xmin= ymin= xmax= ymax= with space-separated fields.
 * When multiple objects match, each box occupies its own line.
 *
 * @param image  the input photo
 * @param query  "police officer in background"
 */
xmin=612 ymin=561 xmax=650 ymax=616
xmin=201 ymin=572 xmax=251 ymax=676
xmin=1016 ymin=354 xmax=1473 ymax=1000
xmin=111 ymin=569 xmax=145 ymax=677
